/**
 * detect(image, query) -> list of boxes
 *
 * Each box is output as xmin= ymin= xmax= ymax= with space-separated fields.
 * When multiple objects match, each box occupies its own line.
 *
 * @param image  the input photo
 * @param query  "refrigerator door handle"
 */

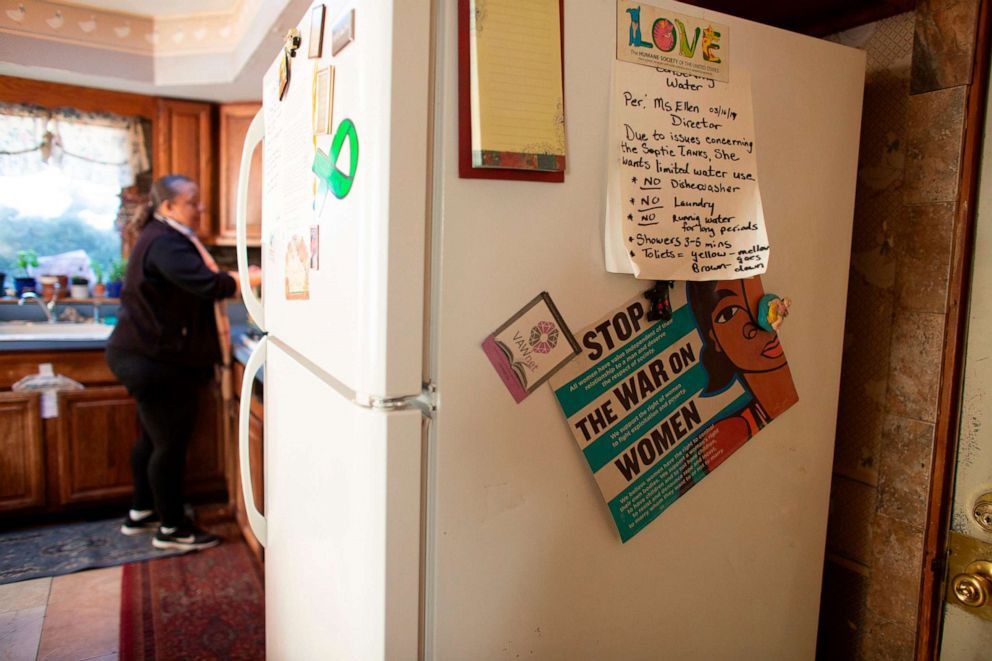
xmin=238 ymin=334 xmax=268 ymax=547
xmin=236 ymin=108 xmax=265 ymax=330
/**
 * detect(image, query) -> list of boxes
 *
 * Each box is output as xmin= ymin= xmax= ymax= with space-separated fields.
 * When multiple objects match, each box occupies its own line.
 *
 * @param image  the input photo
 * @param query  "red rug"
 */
xmin=119 ymin=522 xmax=265 ymax=660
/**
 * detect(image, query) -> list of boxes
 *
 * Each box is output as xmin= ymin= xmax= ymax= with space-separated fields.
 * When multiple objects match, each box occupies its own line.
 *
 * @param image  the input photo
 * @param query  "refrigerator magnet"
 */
xmin=308 ymin=5 xmax=326 ymax=59
xmin=331 ymin=8 xmax=355 ymax=56
xmin=279 ymin=29 xmax=301 ymax=100
xmin=278 ymin=51 xmax=290 ymax=100
xmin=284 ymin=233 xmax=311 ymax=300
xmin=309 ymin=226 xmax=320 ymax=271
xmin=314 ymin=66 xmax=335 ymax=135
xmin=482 ymin=292 xmax=580 ymax=403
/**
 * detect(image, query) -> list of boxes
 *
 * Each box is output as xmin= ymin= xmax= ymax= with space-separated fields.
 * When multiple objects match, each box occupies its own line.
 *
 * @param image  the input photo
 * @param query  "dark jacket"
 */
xmin=108 ymin=220 xmax=236 ymax=367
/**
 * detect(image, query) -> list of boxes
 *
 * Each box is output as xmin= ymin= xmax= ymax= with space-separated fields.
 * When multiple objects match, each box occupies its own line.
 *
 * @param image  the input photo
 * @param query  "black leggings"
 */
xmin=106 ymin=346 xmax=212 ymax=527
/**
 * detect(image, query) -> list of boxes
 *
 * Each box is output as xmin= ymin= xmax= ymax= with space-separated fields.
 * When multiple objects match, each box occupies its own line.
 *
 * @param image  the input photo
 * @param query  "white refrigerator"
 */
xmin=235 ymin=0 xmax=866 ymax=658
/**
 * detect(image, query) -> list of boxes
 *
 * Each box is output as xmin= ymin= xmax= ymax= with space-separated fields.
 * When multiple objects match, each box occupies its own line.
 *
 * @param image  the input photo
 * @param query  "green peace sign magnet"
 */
xmin=312 ymin=118 xmax=359 ymax=199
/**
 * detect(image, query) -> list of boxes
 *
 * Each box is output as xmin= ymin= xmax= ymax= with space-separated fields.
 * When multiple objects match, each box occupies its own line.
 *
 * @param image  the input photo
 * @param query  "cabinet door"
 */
xmin=0 ymin=391 xmax=44 ymax=512
xmin=218 ymin=102 xmax=262 ymax=246
xmin=185 ymin=379 xmax=226 ymax=496
xmin=154 ymin=98 xmax=215 ymax=242
xmin=55 ymin=386 xmax=138 ymax=505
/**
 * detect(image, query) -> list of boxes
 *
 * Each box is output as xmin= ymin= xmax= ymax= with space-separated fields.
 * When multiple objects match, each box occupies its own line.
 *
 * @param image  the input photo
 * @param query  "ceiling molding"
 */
xmin=0 ymin=0 xmax=256 ymax=56
xmin=54 ymin=0 xmax=240 ymax=19
xmin=0 ymin=0 xmax=311 ymax=101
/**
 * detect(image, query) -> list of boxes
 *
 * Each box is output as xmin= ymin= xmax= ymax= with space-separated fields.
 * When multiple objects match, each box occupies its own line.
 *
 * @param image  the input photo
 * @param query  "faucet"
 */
xmin=18 ymin=290 xmax=57 ymax=323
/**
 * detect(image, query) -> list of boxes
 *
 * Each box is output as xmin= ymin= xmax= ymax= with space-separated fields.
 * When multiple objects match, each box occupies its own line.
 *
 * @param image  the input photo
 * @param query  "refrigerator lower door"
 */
xmin=264 ymin=339 xmax=423 ymax=660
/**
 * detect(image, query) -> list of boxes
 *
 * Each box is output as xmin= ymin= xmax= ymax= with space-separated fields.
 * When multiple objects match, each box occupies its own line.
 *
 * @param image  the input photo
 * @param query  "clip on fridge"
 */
xmin=285 ymin=28 xmax=302 ymax=57
xmin=644 ymin=280 xmax=675 ymax=322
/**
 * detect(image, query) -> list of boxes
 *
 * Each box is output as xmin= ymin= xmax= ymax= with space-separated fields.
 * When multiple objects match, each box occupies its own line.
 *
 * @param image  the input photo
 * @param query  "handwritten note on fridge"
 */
xmin=469 ymin=0 xmax=565 ymax=171
xmin=605 ymin=62 xmax=768 ymax=280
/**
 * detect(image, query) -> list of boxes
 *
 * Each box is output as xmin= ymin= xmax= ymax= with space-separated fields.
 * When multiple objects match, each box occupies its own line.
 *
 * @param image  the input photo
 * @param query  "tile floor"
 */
xmin=0 ymin=507 xmax=255 ymax=660
xmin=0 ymin=567 xmax=122 ymax=661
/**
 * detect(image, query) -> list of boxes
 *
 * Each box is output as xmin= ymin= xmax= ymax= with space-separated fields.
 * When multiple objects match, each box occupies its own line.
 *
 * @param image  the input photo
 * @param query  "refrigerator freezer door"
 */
xmin=259 ymin=0 xmax=432 ymax=400
xmin=264 ymin=339 xmax=423 ymax=660
xmin=424 ymin=0 xmax=864 ymax=658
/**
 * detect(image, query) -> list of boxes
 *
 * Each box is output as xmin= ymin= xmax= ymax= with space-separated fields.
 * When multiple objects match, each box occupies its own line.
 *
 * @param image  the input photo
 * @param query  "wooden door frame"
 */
xmin=916 ymin=0 xmax=992 ymax=657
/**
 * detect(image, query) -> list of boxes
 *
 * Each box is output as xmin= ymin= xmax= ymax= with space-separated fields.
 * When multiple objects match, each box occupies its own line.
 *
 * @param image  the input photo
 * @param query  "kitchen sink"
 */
xmin=0 ymin=321 xmax=113 ymax=341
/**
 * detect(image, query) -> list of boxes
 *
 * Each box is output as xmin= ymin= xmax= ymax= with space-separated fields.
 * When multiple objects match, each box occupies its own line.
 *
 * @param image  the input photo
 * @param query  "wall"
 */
xmin=818 ymin=1 xmax=982 ymax=658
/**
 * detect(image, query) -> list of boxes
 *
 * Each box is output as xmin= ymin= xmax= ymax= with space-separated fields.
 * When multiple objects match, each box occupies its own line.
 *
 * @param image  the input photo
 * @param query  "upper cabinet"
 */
xmin=217 ymin=103 xmax=263 ymax=246
xmin=154 ymin=99 xmax=215 ymax=243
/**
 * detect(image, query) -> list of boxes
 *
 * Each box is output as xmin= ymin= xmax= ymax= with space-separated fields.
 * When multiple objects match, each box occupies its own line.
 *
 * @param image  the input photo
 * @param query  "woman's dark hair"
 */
xmin=128 ymin=174 xmax=195 ymax=236
xmin=686 ymin=280 xmax=739 ymax=395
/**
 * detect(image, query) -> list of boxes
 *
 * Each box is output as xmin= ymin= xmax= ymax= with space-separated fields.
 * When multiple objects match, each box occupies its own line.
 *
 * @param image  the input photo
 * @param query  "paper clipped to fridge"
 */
xmin=604 ymin=60 xmax=769 ymax=280
xmin=469 ymin=0 xmax=566 ymax=171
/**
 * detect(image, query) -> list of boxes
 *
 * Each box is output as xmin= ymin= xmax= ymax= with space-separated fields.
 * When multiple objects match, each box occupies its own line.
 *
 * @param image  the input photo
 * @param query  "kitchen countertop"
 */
xmin=1 ymin=302 xmax=264 ymax=383
xmin=0 ymin=336 xmax=109 ymax=351
xmin=231 ymin=323 xmax=264 ymax=384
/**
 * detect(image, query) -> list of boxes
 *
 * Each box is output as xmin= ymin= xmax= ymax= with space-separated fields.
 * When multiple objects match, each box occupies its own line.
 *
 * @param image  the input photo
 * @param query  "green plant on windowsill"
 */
xmin=15 ymin=249 xmax=38 ymax=276
xmin=91 ymin=260 xmax=106 ymax=297
xmin=91 ymin=260 xmax=105 ymax=284
xmin=108 ymin=257 xmax=126 ymax=282
xmin=106 ymin=257 xmax=127 ymax=298
xmin=13 ymin=249 xmax=38 ymax=297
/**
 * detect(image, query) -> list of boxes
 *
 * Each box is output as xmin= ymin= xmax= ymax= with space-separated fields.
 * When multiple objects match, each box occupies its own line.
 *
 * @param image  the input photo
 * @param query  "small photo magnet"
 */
xmin=308 ymin=5 xmax=325 ymax=58
xmin=331 ymin=9 xmax=355 ymax=56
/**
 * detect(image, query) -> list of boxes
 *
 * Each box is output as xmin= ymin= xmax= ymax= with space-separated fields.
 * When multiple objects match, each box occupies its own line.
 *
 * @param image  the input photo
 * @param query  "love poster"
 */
xmin=605 ymin=3 xmax=769 ymax=281
xmin=549 ymin=277 xmax=798 ymax=542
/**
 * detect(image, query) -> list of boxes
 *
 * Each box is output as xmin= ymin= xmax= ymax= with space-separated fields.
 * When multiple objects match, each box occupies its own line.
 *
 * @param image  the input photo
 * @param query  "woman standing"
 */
xmin=106 ymin=174 xmax=255 ymax=551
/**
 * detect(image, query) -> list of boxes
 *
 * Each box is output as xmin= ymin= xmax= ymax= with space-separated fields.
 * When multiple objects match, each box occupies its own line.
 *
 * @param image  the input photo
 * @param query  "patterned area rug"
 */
xmin=0 ymin=518 xmax=184 ymax=585
xmin=119 ymin=522 xmax=265 ymax=660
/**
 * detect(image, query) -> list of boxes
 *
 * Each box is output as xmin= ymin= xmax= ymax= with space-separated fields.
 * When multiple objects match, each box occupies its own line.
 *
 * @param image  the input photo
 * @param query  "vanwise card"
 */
xmin=550 ymin=277 xmax=798 ymax=542
xmin=482 ymin=292 xmax=580 ymax=403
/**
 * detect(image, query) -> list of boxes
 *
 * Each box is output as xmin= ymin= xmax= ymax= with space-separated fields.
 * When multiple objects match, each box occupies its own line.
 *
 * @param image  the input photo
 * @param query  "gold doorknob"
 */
xmin=951 ymin=561 xmax=992 ymax=608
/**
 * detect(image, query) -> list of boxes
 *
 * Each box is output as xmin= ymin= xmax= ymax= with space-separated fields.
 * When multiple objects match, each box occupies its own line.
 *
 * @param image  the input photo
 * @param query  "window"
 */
xmin=0 ymin=104 xmax=150 ymax=285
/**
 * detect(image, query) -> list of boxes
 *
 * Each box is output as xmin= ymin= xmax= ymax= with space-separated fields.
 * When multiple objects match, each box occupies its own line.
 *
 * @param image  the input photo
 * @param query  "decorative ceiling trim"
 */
xmin=0 ymin=0 xmax=310 ymax=102
xmin=0 ymin=0 xmax=257 ymax=56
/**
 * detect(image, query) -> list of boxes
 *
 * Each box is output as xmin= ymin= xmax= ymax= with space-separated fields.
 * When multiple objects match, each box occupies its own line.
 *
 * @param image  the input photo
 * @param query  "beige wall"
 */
xmin=818 ymin=1 xmax=981 ymax=658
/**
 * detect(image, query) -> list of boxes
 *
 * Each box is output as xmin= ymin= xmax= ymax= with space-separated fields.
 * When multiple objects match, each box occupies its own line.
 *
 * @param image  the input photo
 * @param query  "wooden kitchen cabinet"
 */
xmin=55 ymin=386 xmax=138 ymax=505
xmin=217 ymin=102 xmax=263 ymax=246
xmin=185 ymin=379 xmax=227 ymax=496
xmin=0 ymin=350 xmax=227 ymax=517
xmin=154 ymin=98 xmax=216 ymax=243
xmin=0 ymin=392 xmax=45 ymax=513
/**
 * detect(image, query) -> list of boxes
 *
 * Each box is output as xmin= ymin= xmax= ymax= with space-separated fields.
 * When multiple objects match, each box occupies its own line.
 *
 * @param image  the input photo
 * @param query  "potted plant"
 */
xmin=106 ymin=257 xmax=127 ymax=298
xmin=13 ymin=249 xmax=38 ymax=297
xmin=70 ymin=275 xmax=90 ymax=299
xmin=91 ymin=261 xmax=106 ymax=298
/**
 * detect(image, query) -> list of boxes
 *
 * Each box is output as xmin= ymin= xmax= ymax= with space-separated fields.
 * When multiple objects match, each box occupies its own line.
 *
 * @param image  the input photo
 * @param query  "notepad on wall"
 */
xmin=469 ymin=0 xmax=566 ymax=171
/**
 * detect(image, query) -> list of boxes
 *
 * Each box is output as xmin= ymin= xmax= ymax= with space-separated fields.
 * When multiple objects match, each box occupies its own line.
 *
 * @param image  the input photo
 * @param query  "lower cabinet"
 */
xmin=0 ymin=350 xmax=227 ymax=518
xmin=55 ymin=386 xmax=138 ymax=505
xmin=185 ymin=381 xmax=227 ymax=496
xmin=0 ymin=391 xmax=45 ymax=513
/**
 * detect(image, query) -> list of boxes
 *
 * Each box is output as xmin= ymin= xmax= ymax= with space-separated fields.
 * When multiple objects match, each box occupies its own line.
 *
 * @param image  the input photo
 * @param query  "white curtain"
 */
xmin=0 ymin=103 xmax=150 ymax=187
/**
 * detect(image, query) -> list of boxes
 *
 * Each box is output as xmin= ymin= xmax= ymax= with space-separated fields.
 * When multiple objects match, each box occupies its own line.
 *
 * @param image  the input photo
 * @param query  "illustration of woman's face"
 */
xmin=708 ymin=278 xmax=787 ymax=373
